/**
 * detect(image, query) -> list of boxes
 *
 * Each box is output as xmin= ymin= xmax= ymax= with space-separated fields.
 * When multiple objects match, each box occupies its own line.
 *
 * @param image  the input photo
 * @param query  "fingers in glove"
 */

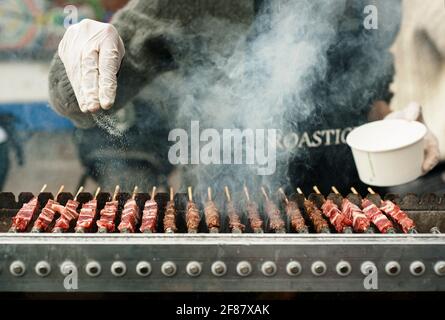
xmin=422 ymin=132 xmax=440 ymax=174
xmin=385 ymin=102 xmax=421 ymax=121
xmin=80 ymin=48 xmax=100 ymax=113
xmin=98 ymin=27 xmax=124 ymax=110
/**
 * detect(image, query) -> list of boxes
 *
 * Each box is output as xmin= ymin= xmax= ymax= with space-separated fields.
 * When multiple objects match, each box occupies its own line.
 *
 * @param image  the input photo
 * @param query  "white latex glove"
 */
xmin=58 ymin=19 xmax=125 ymax=113
xmin=385 ymin=102 xmax=440 ymax=174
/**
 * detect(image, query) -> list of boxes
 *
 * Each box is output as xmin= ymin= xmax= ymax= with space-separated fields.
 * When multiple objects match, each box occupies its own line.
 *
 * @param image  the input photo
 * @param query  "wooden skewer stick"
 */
xmin=151 ymin=186 xmax=157 ymax=200
xmin=296 ymin=187 xmax=306 ymax=200
xmin=53 ymin=187 xmax=82 ymax=233
xmin=39 ymin=184 xmax=48 ymax=193
xmin=112 ymin=185 xmax=120 ymax=201
xmin=93 ymin=187 xmax=101 ymax=200
xmin=261 ymin=187 xmax=286 ymax=233
xmin=55 ymin=185 xmax=65 ymax=201
xmin=9 ymin=184 xmax=49 ymax=233
xmin=74 ymin=186 xmax=84 ymax=201
xmin=261 ymin=187 xmax=269 ymax=201
xmin=169 ymin=187 xmax=174 ymax=202
xmin=225 ymin=186 xmax=243 ymax=233
xmin=75 ymin=187 xmax=101 ymax=234
xmin=119 ymin=186 xmax=138 ymax=234
xmin=30 ymin=185 xmax=64 ymax=233
xmin=224 ymin=186 xmax=231 ymax=202
xmin=313 ymin=186 xmax=322 ymax=195
xmin=131 ymin=186 xmax=139 ymax=200
xmin=97 ymin=185 xmax=119 ymax=234
xmin=368 ymin=187 xmax=376 ymax=195
xmin=350 ymin=187 xmax=360 ymax=196
xmin=245 ymin=186 xmax=263 ymax=233
xmin=188 ymin=186 xmax=193 ymax=202
xmin=331 ymin=186 xmax=340 ymax=195
xmin=278 ymin=188 xmax=289 ymax=204
xmin=298 ymin=188 xmax=330 ymax=234
xmin=243 ymin=185 xmax=251 ymax=202
xmin=278 ymin=188 xmax=289 ymax=203
xmin=208 ymin=187 xmax=212 ymax=201
xmin=34 ymin=183 xmax=49 ymax=202
xmin=165 ymin=187 xmax=176 ymax=234
xmin=341 ymin=186 xmax=374 ymax=233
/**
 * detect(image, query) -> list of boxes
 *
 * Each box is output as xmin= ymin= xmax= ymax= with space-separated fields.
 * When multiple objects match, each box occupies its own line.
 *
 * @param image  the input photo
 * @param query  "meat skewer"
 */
xmin=351 ymin=187 xmax=395 ymax=234
xmin=186 ymin=186 xmax=201 ymax=233
xmin=140 ymin=186 xmax=159 ymax=233
xmin=97 ymin=185 xmax=120 ymax=233
xmin=9 ymin=184 xmax=47 ymax=233
xmin=278 ymin=188 xmax=308 ymax=233
xmin=163 ymin=187 xmax=177 ymax=233
xmin=204 ymin=187 xmax=220 ymax=233
xmin=313 ymin=186 xmax=352 ymax=233
xmin=118 ymin=186 xmax=140 ymax=233
xmin=52 ymin=186 xmax=84 ymax=233
xmin=31 ymin=185 xmax=65 ymax=233
xmin=332 ymin=186 xmax=372 ymax=233
xmin=243 ymin=186 xmax=263 ymax=233
xmin=225 ymin=186 xmax=245 ymax=234
xmin=368 ymin=188 xmax=417 ymax=234
xmin=75 ymin=187 xmax=101 ymax=233
xmin=297 ymin=188 xmax=330 ymax=233
xmin=261 ymin=187 xmax=286 ymax=233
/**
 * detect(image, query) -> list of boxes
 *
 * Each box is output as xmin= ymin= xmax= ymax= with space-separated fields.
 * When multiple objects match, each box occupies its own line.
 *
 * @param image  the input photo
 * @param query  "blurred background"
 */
xmin=0 ymin=0 xmax=129 ymax=194
xmin=1 ymin=0 xmax=445 ymax=195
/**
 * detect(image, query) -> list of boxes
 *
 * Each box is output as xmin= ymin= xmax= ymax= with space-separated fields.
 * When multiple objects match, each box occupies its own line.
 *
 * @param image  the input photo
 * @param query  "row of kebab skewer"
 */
xmin=7 ymin=183 xmax=425 ymax=234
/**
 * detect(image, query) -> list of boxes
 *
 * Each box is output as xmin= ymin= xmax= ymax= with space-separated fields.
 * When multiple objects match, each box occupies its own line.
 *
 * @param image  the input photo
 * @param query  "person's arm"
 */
xmin=48 ymin=0 xmax=177 ymax=128
xmin=49 ymin=52 xmax=94 ymax=128
xmin=416 ymin=1 xmax=445 ymax=60
xmin=362 ymin=1 xmax=438 ymax=172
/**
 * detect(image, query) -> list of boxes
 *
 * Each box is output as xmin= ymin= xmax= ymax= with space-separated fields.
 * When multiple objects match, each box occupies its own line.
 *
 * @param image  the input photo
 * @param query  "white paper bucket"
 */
xmin=346 ymin=119 xmax=427 ymax=187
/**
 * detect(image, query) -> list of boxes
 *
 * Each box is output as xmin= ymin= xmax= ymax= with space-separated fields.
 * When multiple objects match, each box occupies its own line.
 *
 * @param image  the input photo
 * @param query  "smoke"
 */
xmin=168 ymin=0 xmax=348 ymax=196
xmin=103 ymin=0 xmax=400 ymax=202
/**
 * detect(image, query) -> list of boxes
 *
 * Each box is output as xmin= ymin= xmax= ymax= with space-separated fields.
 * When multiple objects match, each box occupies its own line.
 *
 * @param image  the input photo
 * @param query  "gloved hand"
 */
xmin=58 ymin=19 xmax=125 ymax=113
xmin=385 ymin=102 xmax=440 ymax=174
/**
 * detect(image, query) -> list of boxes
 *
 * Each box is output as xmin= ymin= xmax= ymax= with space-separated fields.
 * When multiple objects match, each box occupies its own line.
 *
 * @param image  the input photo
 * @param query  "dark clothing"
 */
xmin=49 ymin=0 xmax=401 ymax=194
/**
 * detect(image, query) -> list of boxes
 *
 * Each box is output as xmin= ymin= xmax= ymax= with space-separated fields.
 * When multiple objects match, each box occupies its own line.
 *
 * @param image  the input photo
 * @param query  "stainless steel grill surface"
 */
xmin=0 ymin=190 xmax=444 ymax=292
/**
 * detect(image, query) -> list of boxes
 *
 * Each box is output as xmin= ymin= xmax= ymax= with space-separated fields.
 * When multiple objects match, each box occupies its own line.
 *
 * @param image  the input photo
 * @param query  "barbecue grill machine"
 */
xmin=0 ymin=186 xmax=444 ymax=292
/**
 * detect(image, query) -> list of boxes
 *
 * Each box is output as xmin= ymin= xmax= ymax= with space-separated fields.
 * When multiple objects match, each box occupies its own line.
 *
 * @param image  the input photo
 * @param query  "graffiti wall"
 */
xmin=0 ymin=0 xmax=128 ymax=59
